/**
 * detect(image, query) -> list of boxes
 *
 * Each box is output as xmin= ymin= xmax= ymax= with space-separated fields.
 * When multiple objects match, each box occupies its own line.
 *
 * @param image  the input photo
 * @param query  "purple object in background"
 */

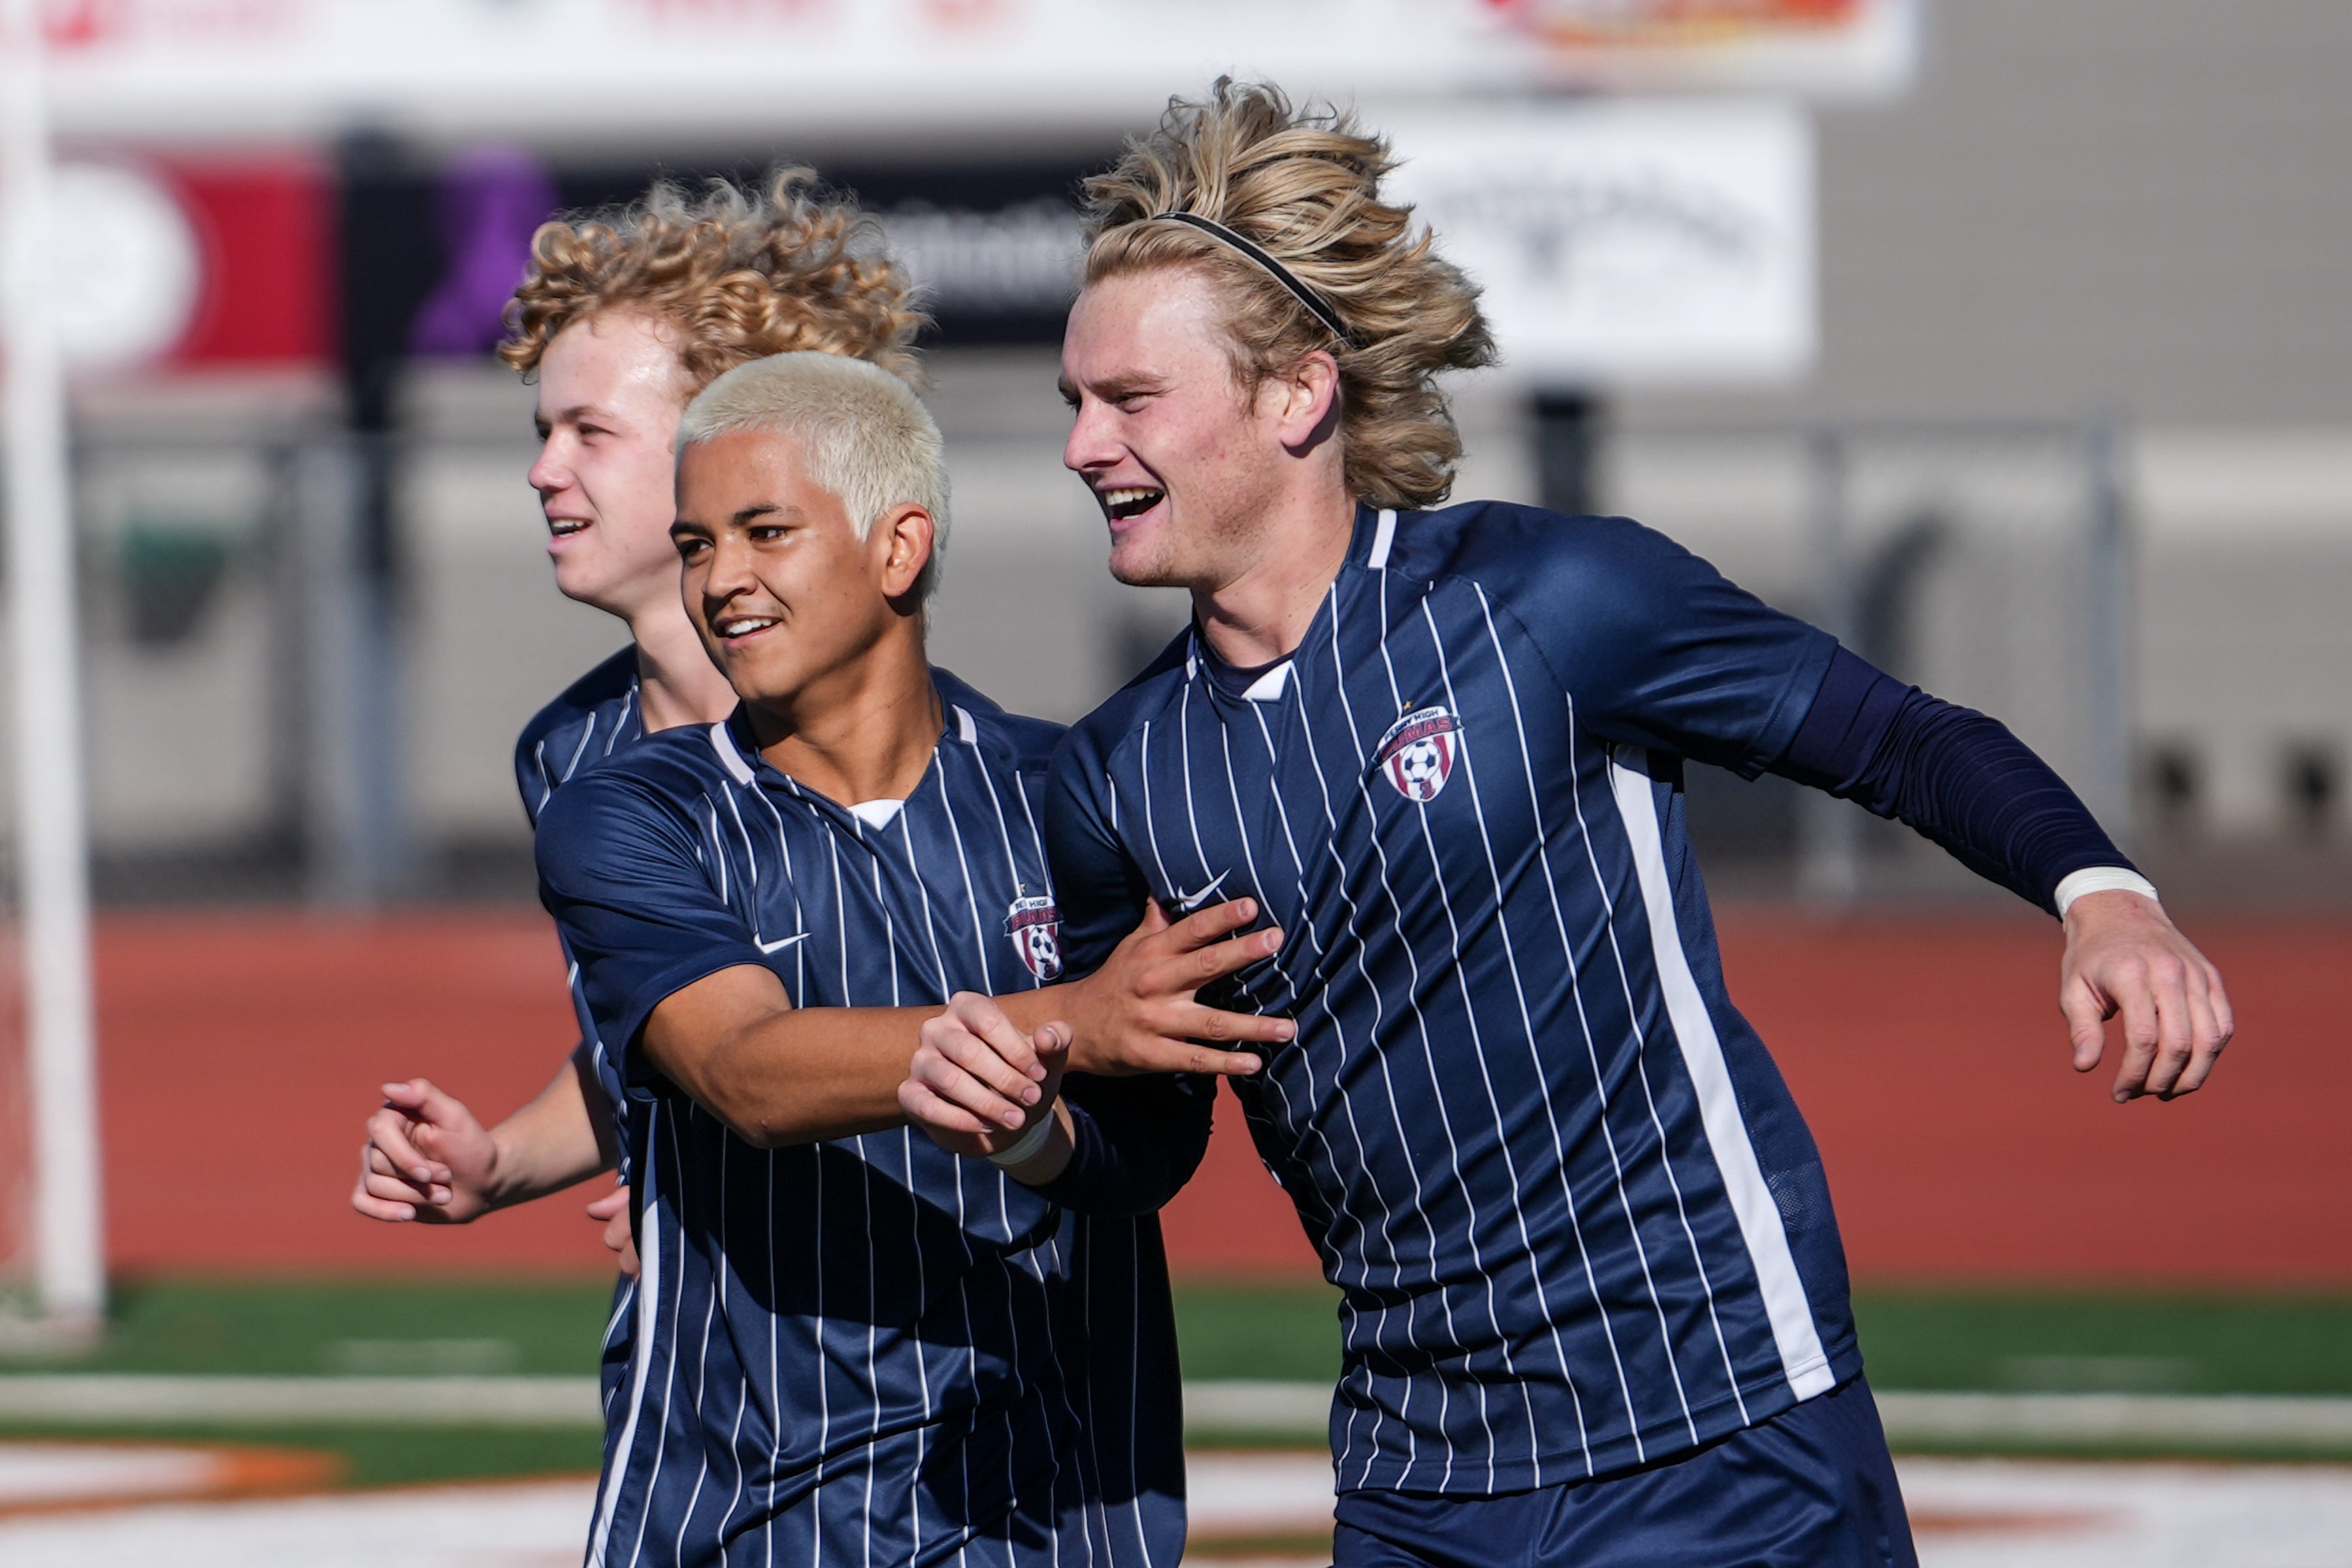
xmin=408 ymin=146 xmax=559 ymax=358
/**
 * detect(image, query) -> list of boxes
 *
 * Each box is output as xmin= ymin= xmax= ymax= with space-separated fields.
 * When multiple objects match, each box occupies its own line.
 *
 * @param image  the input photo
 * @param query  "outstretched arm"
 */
xmin=1487 ymin=519 xmax=2236 ymax=1102
xmin=1772 ymin=647 xmax=2233 ymax=1100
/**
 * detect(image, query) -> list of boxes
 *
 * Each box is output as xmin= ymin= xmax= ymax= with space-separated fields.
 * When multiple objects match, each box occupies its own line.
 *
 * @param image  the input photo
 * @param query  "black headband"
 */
xmin=1145 ymin=210 xmax=1355 ymax=348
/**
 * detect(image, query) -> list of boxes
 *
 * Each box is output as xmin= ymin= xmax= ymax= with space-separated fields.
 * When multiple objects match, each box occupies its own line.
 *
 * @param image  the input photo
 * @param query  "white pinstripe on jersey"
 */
xmin=551 ymin=692 xmax=1187 ymax=1567
xmin=1056 ymin=502 xmax=1862 ymax=1497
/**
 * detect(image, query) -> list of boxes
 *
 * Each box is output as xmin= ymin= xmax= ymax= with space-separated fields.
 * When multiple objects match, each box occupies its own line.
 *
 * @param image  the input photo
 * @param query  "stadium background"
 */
xmin=2 ymin=1 xmax=2350 ymax=1562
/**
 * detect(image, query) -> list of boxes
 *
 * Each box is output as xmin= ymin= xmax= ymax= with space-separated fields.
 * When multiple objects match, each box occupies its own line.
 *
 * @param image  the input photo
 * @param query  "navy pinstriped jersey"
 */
xmin=515 ymin=645 xmax=653 ymax=1441
xmin=1049 ymin=501 xmax=1864 ymax=1497
xmin=513 ymin=653 xmax=1060 ymax=1174
xmin=516 ymin=645 xmax=648 ymax=1162
xmin=536 ymin=681 xmax=1186 ymax=1568
xmin=519 ymin=645 xmax=647 ymax=829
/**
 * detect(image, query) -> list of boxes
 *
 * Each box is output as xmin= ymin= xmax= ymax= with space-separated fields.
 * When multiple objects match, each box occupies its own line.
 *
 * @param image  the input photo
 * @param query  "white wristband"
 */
xmin=2054 ymin=867 xmax=2160 ymax=919
xmin=986 ymin=1106 xmax=1059 ymax=1169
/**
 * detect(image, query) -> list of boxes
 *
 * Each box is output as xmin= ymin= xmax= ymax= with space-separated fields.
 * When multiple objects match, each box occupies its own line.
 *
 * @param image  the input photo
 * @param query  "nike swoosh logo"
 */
xmin=1172 ymin=870 xmax=1230 ymax=913
xmin=756 ymin=933 xmax=811 ymax=955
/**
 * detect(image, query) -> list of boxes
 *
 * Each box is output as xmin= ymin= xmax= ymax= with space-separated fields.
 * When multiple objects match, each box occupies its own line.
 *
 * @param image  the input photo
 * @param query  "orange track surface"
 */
xmin=64 ymin=907 xmax=2351 ymax=1286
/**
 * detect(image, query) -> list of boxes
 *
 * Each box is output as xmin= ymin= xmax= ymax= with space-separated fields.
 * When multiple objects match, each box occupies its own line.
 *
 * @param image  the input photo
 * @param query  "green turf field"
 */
xmin=1173 ymin=1279 xmax=2352 ymax=1394
xmin=0 ymin=1277 xmax=620 ymax=1377
xmin=5 ymin=1277 xmax=2351 ymax=1486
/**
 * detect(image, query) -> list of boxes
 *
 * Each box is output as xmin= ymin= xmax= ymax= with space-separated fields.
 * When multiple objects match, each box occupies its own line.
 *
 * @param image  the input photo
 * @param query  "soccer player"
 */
xmin=351 ymin=171 xmax=928 ymax=1258
xmin=536 ymin=350 xmax=1258 ymax=1565
xmin=901 ymin=82 xmax=2235 ymax=1567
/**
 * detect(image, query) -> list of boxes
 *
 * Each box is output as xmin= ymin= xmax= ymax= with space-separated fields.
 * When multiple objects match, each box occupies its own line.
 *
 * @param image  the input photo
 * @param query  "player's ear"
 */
xmin=1275 ymin=349 xmax=1342 ymax=454
xmin=874 ymin=503 xmax=935 ymax=602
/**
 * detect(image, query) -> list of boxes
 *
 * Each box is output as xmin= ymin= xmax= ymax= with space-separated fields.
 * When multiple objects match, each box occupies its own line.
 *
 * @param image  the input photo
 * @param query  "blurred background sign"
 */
xmin=1385 ymin=99 xmax=1815 ymax=386
xmin=38 ymin=0 xmax=1918 ymax=139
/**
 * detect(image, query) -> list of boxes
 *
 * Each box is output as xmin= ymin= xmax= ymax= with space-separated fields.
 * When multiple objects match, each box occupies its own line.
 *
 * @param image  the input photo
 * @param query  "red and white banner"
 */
xmin=44 ymin=154 xmax=329 ymax=369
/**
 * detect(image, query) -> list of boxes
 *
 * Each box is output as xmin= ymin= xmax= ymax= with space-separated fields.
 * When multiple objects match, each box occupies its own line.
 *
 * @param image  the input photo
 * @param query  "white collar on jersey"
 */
xmin=847 ymin=798 xmax=905 ymax=830
xmin=709 ymin=720 xmax=756 ymax=785
xmin=1241 ymin=662 xmax=1291 ymax=702
xmin=1184 ymin=634 xmax=1292 ymax=703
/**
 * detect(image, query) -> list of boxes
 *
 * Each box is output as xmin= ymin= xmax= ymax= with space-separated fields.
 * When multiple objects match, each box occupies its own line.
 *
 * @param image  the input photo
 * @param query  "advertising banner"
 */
xmin=42 ymin=105 xmax=1814 ymax=384
xmin=1385 ymin=99 xmax=1814 ymax=385
xmin=34 ymin=0 xmax=1918 ymax=139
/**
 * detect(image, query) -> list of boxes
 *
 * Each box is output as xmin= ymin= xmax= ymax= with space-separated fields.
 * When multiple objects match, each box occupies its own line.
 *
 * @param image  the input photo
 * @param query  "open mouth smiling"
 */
xmin=547 ymin=517 xmax=591 ymax=538
xmin=1098 ymin=486 xmax=1164 ymax=523
xmin=713 ymin=613 xmax=779 ymax=642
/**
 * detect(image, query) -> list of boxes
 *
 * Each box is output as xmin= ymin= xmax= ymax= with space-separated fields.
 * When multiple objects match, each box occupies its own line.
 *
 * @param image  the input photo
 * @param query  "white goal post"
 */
xmin=1 ymin=0 xmax=105 ymax=1337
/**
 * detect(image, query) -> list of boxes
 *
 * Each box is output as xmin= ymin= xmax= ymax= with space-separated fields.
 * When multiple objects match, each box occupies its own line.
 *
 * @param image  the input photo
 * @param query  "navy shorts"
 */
xmin=1331 ymin=1375 xmax=1917 ymax=1568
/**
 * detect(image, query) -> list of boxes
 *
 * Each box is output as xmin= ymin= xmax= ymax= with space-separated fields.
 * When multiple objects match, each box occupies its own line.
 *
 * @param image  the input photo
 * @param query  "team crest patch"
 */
xmin=1004 ymin=894 xmax=1063 ymax=981
xmin=1374 ymin=706 xmax=1464 ymax=802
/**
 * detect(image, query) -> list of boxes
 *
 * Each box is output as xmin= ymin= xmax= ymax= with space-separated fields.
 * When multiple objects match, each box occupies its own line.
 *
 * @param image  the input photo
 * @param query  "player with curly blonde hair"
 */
xmin=499 ymin=169 xmax=926 ymax=392
xmin=905 ymin=79 xmax=2232 ymax=1568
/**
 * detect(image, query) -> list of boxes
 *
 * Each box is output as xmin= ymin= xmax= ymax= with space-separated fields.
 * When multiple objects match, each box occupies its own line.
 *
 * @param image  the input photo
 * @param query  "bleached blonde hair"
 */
xmin=1081 ymin=79 xmax=1496 ymax=511
xmin=500 ymin=169 xmax=925 ymax=395
xmin=676 ymin=351 xmax=951 ymax=602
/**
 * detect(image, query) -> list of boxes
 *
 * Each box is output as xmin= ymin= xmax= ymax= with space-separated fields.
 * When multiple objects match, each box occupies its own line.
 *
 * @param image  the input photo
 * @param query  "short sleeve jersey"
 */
xmin=537 ymin=681 xmax=1185 ymax=1568
xmin=1049 ymin=500 xmax=1861 ymax=1497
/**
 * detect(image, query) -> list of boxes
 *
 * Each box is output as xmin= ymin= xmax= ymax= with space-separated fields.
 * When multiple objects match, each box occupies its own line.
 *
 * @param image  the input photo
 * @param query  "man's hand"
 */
xmin=1057 ymin=898 xmax=1295 ymax=1076
xmin=902 ymin=1014 xmax=1076 ymax=1183
xmin=2060 ymin=891 xmax=2234 ymax=1102
xmin=902 ymin=1006 xmax=1071 ymax=1152
xmin=900 ymin=991 xmax=1057 ymax=1141
xmin=351 ymin=1079 xmax=500 ymax=1223
xmin=585 ymin=1185 xmax=640 ymax=1278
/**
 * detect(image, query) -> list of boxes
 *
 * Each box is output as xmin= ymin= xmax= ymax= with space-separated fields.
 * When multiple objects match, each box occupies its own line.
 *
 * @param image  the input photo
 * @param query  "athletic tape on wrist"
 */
xmin=1145 ymin=211 xmax=1356 ymax=348
xmin=986 ymin=1106 xmax=1058 ymax=1169
xmin=2053 ymin=866 xmax=2161 ymax=919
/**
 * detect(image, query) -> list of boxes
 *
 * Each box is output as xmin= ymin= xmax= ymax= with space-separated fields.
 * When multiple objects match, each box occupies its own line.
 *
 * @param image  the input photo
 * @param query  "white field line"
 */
xmin=1875 ymin=1391 xmax=2352 ymax=1448
xmin=1182 ymin=1383 xmax=2352 ymax=1451
xmin=1183 ymin=1380 xmax=1331 ymax=1435
xmin=6 ymin=1377 xmax=2352 ymax=1450
xmin=0 ymin=1376 xmax=602 ymax=1426
xmin=12 ymin=1455 xmax=2352 ymax=1567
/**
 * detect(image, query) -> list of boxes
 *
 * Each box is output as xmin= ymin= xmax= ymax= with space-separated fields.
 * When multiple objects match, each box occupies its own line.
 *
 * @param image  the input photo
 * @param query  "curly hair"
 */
xmin=499 ymin=169 xmax=926 ymax=394
xmin=1080 ymin=80 xmax=1496 ymax=511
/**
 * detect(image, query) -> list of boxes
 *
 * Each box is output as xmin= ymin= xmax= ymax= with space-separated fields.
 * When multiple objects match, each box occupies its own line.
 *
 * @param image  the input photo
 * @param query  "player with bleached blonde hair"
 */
xmin=353 ymin=169 xmax=926 ymax=1263
xmin=350 ymin=169 xmax=1289 ymax=1566
xmin=904 ymin=79 xmax=2234 ymax=1568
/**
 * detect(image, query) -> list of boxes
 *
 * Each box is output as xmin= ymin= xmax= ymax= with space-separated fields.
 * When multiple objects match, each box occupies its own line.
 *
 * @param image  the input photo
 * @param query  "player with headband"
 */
xmin=902 ymin=80 xmax=2234 ymax=1567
